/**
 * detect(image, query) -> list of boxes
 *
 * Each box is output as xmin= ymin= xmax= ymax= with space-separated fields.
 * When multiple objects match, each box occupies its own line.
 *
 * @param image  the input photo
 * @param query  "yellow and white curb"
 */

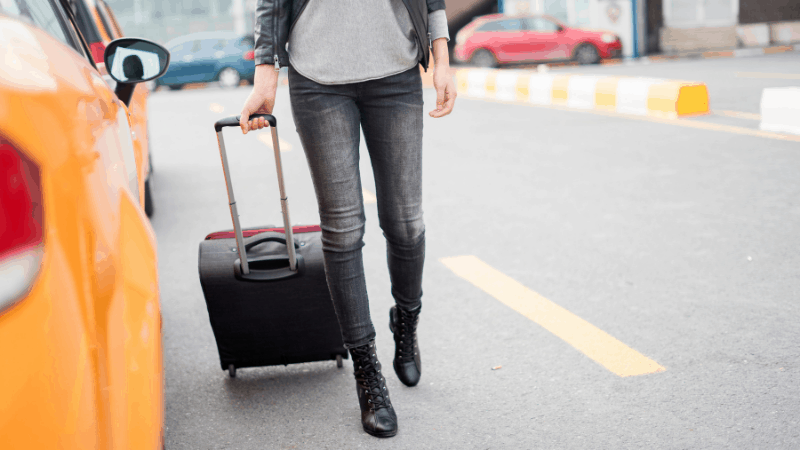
xmin=455 ymin=68 xmax=710 ymax=119
xmin=760 ymin=87 xmax=800 ymax=135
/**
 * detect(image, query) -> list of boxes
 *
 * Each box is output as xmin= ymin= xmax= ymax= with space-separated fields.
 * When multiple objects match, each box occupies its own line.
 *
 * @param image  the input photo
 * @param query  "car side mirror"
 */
xmin=104 ymin=38 xmax=170 ymax=106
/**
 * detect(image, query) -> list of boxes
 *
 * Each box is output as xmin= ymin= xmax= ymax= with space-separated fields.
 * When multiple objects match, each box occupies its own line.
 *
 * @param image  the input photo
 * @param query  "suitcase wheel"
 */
xmin=228 ymin=364 xmax=236 ymax=378
xmin=336 ymin=355 xmax=343 ymax=369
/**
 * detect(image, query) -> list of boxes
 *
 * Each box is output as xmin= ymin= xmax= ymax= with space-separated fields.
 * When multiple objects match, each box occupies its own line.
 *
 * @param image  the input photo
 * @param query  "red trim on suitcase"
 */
xmin=204 ymin=225 xmax=322 ymax=240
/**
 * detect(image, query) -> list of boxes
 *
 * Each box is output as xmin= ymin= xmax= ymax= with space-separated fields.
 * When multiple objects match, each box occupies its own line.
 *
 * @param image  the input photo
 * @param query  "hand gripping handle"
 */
xmin=214 ymin=114 xmax=277 ymax=132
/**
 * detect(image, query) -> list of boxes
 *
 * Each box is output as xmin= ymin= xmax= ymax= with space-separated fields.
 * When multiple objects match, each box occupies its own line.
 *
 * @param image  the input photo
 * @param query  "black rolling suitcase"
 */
xmin=198 ymin=114 xmax=347 ymax=378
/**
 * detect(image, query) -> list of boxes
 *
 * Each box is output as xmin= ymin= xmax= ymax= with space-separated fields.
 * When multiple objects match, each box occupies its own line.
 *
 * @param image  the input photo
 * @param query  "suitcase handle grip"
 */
xmin=244 ymin=233 xmax=299 ymax=252
xmin=214 ymin=114 xmax=276 ymax=132
xmin=234 ymin=254 xmax=305 ymax=281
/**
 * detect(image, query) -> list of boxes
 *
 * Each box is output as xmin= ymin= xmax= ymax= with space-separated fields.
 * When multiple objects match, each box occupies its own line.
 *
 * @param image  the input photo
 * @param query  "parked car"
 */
xmin=454 ymin=14 xmax=622 ymax=67
xmin=69 ymin=0 xmax=156 ymax=216
xmin=0 ymin=0 xmax=168 ymax=448
xmin=156 ymin=31 xmax=256 ymax=90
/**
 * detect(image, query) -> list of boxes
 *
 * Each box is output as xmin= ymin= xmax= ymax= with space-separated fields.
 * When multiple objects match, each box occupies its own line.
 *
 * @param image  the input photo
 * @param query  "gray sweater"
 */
xmin=288 ymin=0 xmax=449 ymax=85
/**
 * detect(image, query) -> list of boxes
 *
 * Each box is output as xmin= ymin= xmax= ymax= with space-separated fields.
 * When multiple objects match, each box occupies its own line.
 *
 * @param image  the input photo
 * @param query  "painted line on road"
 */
xmin=440 ymin=255 xmax=665 ymax=377
xmin=465 ymin=95 xmax=800 ymax=143
xmin=257 ymin=133 xmax=292 ymax=152
xmin=736 ymin=72 xmax=800 ymax=80
xmin=209 ymin=102 xmax=225 ymax=113
xmin=362 ymin=189 xmax=377 ymax=204
xmin=716 ymin=110 xmax=761 ymax=121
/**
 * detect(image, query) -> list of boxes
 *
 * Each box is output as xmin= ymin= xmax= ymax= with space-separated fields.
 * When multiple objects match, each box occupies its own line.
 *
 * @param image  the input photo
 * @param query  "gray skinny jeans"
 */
xmin=288 ymin=65 xmax=425 ymax=349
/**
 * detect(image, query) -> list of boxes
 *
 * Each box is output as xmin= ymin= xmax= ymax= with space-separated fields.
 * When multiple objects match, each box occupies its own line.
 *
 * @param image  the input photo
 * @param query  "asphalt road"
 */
xmin=148 ymin=53 xmax=800 ymax=449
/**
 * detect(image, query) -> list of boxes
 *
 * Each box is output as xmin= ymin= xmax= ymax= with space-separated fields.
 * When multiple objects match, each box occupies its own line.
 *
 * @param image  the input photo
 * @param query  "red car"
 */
xmin=454 ymin=14 xmax=622 ymax=67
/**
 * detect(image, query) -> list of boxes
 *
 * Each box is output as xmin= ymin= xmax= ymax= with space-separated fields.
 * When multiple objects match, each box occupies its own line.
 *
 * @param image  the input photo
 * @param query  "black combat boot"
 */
xmin=349 ymin=341 xmax=398 ymax=438
xmin=389 ymin=305 xmax=421 ymax=387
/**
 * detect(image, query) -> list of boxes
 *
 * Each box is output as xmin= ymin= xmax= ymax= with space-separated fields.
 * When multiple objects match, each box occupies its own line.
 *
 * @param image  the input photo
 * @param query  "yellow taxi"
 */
xmin=69 ymin=0 xmax=156 ymax=216
xmin=0 ymin=0 xmax=168 ymax=448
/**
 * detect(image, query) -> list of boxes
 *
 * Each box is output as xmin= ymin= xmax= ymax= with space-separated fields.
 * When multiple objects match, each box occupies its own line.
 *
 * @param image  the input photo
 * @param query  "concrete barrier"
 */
xmin=760 ymin=87 xmax=800 ymax=135
xmin=455 ymin=69 xmax=710 ymax=119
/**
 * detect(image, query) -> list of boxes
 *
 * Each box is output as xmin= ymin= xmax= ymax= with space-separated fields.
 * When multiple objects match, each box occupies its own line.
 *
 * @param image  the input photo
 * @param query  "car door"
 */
xmin=192 ymin=37 xmax=224 ymax=82
xmin=480 ymin=18 xmax=530 ymax=62
xmin=1 ymin=1 xmax=162 ymax=448
xmin=165 ymin=40 xmax=200 ymax=83
xmin=522 ymin=17 xmax=567 ymax=61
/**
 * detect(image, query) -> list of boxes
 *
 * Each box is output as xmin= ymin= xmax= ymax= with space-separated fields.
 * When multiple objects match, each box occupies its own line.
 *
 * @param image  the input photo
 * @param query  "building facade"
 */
xmin=653 ymin=0 xmax=800 ymax=53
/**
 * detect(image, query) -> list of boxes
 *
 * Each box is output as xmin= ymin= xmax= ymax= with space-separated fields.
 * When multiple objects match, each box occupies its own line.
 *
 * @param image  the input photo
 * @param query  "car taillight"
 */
xmin=90 ymin=42 xmax=107 ymax=64
xmin=0 ymin=136 xmax=44 ymax=313
xmin=243 ymin=50 xmax=255 ymax=60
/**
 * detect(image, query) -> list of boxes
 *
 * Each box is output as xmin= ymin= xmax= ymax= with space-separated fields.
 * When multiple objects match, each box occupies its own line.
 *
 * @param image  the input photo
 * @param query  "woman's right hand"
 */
xmin=240 ymin=64 xmax=280 ymax=134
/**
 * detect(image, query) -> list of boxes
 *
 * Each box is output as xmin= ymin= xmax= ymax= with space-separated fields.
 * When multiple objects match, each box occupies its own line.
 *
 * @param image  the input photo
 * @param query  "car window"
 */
xmin=70 ymin=0 xmax=101 ymax=43
xmin=525 ymin=17 xmax=560 ymax=32
xmin=212 ymin=39 xmax=227 ymax=50
xmin=190 ymin=39 xmax=202 ymax=53
xmin=93 ymin=1 xmax=117 ymax=39
xmin=97 ymin=0 xmax=122 ymax=38
xmin=477 ymin=18 xmax=523 ymax=33
xmin=0 ymin=0 xmax=70 ymax=45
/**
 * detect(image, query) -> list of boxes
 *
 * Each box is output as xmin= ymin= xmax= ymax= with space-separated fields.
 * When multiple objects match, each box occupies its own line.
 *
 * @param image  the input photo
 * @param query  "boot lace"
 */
xmin=351 ymin=346 xmax=390 ymax=410
xmin=395 ymin=307 xmax=420 ymax=362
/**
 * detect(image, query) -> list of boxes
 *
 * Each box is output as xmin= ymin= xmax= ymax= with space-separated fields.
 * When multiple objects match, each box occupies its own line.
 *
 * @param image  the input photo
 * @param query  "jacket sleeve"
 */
xmin=253 ymin=0 xmax=277 ymax=66
xmin=428 ymin=9 xmax=449 ymax=42
xmin=426 ymin=0 xmax=445 ymax=13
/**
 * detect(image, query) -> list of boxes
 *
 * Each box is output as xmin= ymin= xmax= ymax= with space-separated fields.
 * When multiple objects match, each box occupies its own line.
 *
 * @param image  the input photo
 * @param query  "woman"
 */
xmin=239 ymin=0 xmax=456 ymax=438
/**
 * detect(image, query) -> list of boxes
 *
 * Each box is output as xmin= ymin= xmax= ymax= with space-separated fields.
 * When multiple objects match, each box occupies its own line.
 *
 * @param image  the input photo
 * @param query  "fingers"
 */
xmin=240 ymin=111 xmax=250 ymax=134
xmin=429 ymin=84 xmax=456 ymax=118
xmin=440 ymin=89 xmax=456 ymax=116
xmin=432 ymin=86 xmax=445 ymax=114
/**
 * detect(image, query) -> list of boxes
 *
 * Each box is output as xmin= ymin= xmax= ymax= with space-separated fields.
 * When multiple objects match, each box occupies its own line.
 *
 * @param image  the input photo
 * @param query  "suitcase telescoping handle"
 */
xmin=214 ymin=114 xmax=297 ymax=276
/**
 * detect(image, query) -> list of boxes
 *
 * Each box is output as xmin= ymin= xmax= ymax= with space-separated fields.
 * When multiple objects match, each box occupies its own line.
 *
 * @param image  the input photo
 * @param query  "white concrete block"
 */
xmin=567 ymin=76 xmax=602 ymax=110
xmin=466 ymin=70 xmax=490 ymax=98
xmin=734 ymin=48 xmax=765 ymax=57
xmin=528 ymin=74 xmax=556 ymax=106
xmin=616 ymin=78 xmax=662 ymax=116
xmin=770 ymin=21 xmax=800 ymax=44
xmin=760 ymin=87 xmax=800 ymax=135
xmin=737 ymin=24 xmax=771 ymax=47
xmin=495 ymin=71 xmax=520 ymax=102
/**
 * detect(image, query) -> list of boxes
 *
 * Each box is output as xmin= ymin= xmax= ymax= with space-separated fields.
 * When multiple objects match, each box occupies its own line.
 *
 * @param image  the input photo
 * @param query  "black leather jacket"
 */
xmin=253 ymin=0 xmax=446 ymax=71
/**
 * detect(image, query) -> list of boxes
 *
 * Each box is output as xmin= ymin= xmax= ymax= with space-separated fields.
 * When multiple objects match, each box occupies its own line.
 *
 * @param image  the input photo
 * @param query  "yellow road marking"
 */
xmin=441 ymin=255 xmax=665 ymax=377
xmin=736 ymin=72 xmax=800 ymax=80
xmin=257 ymin=133 xmax=292 ymax=152
xmin=209 ymin=102 xmax=225 ymax=113
xmin=464 ymin=95 xmax=800 ymax=143
xmin=716 ymin=110 xmax=761 ymax=121
xmin=362 ymin=189 xmax=377 ymax=204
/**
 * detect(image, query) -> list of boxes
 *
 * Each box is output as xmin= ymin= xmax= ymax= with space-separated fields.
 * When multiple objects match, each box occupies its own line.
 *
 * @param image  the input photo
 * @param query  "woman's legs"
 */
xmin=358 ymin=67 xmax=425 ymax=387
xmin=288 ymin=66 xmax=376 ymax=348
xmin=289 ymin=65 xmax=397 ymax=438
xmin=359 ymin=67 xmax=425 ymax=311
xmin=288 ymin=65 xmax=426 ymax=348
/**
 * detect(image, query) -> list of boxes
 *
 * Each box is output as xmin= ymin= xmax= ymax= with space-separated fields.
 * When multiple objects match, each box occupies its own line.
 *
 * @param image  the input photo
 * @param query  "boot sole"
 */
xmin=363 ymin=426 xmax=398 ymax=438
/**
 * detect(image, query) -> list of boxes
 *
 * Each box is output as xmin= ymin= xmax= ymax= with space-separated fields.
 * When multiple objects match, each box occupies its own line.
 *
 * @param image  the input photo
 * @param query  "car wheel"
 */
xmin=144 ymin=178 xmax=154 ymax=217
xmin=470 ymin=49 xmax=498 ymax=68
xmin=218 ymin=67 xmax=241 ymax=89
xmin=574 ymin=44 xmax=600 ymax=65
xmin=168 ymin=84 xmax=184 ymax=91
